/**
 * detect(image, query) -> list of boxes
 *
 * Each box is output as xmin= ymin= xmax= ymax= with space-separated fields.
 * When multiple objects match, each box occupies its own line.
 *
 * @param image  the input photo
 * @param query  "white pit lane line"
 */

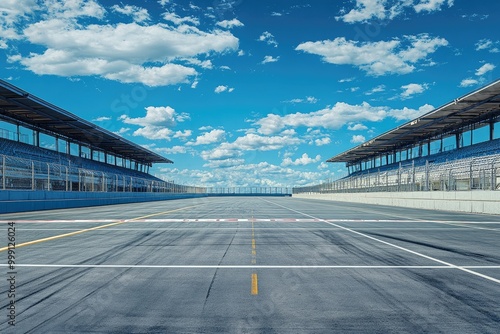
xmin=261 ymin=198 xmax=500 ymax=285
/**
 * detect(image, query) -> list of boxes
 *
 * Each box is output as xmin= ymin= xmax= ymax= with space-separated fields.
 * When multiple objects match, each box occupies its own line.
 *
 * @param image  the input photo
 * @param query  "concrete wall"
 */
xmin=293 ymin=191 xmax=500 ymax=215
xmin=0 ymin=191 xmax=208 ymax=214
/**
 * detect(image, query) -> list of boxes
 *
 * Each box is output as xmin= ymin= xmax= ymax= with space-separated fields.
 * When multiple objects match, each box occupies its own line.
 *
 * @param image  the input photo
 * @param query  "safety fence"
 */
xmin=293 ymin=154 xmax=500 ymax=194
xmin=0 ymin=155 xmax=206 ymax=193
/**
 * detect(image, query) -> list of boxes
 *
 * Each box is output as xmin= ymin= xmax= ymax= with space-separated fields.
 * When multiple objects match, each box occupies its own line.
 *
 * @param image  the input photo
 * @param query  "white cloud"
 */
xmin=162 ymin=12 xmax=200 ymax=25
xmin=336 ymin=0 xmax=454 ymax=23
xmin=44 ymin=0 xmax=106 ymax=19
xmin=282 ymin=153 xmax=321 ymax=167
xmin=158 ymin=162 xmax=329 ymax=188
xmin=475 ymin=63 xmax=496 ymax=76
xmin=173 ymin=130 xmax=192 ymax=140
xmin=388 ymin=104 xmax=434 ymax=121
xmin=314 ymin=137 xmax=331 ymax=146
xmin=414 ymin=0 xmax=454 ymax=13
xmin=348 ymin=123 xmax=368 ymax=131
xmin=475 ymin=39 xmax=500 ymax=53
xmin=255 ymin=102 xmax=388 ymax=135
xmin=296 ymin=34 xmax=448 ymax=76
xmin=120 ymin=106 xmax=187 ymax=140
xmin=214 ymin=85 xmax=234 ymax=93
xmin=155 ymin=146 xmax=187 ymax=154
xmin=216 ymin=18 xmax=244 ymax=29
xmin=262 ymin=55 xmax=280 ymax=64
xmin=401 ymin=83 xmax=429 ymax=98
xmin=201 ymin=133 xmax=301 ymax=163
xmin=284 ymin=96 xmax=318 ymax=104
xmin=203 ymin=159 xmax=245 ymax=168
xmin=112 ymin=4 xmax=150 ymax=22
xmin=336 ymin=0 xmax=388 ymax=23
xmin=256 ymin=101 xmax=436 ymax=134
xmin=182 ymin=58 xmax=213 ymax=69
xmin=351 ymin=135 xmax=366 ymax=144
xmin=11 ymin=16 xmax=238 ymax=86
xmin=188 ymin=129 xmax=226 ymax=146
xmin=460 ymin=78 xmax=479 ymax=87
xmin=113 ymin=127 xmax=131 ymax=135
xmin=365 ymin=85 xmax=386 ymax=95
xmin=258 ymin=31 xmax=278 ymax=47
xmin=92 ymin=116 xmax=111 ymax=122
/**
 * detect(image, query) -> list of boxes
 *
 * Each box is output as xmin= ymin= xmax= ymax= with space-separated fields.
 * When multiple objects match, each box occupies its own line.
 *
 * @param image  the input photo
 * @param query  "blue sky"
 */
xmin=1 ymin=0 xmax=498 ymax=188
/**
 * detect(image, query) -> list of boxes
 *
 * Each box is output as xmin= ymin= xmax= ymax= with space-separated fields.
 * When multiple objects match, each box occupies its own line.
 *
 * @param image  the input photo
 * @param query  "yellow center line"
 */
xmin=251 ymin=273 xmax=259 ymax=295
xmin=0 ymin=204 xmax=201 ymax=252
xmin=250 ymin=213 xmax=258 ymax=294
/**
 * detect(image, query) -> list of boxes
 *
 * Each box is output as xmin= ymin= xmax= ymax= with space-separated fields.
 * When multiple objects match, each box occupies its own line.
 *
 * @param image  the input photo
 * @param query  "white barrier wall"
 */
xmin=293 ymin=191 xmax=500 ymax=215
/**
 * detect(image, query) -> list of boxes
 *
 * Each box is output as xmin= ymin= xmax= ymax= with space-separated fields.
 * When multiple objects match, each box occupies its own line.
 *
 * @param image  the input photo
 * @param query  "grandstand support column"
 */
xmin=32 ymin=161 xmax=35 ymax=190
xmin=47 ymin=163 xmax=50 ymax=191
xmin=412 ymin=161 xmax=416 ymax=192
xmin=65 ymin=167 xmax=69 ymax=191
xmin=397 ymin=163 xmax=401 ymax=192
xmin=33 ymin=130 xmax=39 ymax=147
xmin=469 ymin=161 xmax=473 ymax=190
xmin=102 ymin=172 xmax=105 ymax=192
xmin=490 ymin=121 xmax=495 ymax=141
xmin=425 ymin=160 xmax=429 ymax=191
xmin=2 ymin=155 xmax=6 ymax=190
xmin=492 ymin=161 xmax=496 ymax=191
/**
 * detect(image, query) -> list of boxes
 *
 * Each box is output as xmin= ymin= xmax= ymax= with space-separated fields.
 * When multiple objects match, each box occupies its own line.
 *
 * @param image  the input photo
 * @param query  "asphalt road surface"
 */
xmin=1 ymin=196 xmax=500 ymax=333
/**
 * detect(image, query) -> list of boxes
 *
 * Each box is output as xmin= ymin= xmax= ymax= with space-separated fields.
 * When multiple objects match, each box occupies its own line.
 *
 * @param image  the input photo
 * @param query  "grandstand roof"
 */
xmin=327 ymin=79 xmax=500 ymax=164
xmin=0 ymin=79 xmax=172 ymax=164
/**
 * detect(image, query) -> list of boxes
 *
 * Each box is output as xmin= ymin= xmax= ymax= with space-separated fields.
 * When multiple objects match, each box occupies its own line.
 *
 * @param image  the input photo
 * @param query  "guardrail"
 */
xmin=293 ymin=155 xmax=500 ymax=194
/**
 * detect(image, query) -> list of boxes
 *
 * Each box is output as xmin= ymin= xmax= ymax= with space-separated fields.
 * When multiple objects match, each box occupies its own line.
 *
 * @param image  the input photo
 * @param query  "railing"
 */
xmin=206 ymin=187 xmax=291 ymax=195
xmin=293 ymin=155 xmax=500 ymax=194
xmin=0 ymin=154 xmax=206 ymax=194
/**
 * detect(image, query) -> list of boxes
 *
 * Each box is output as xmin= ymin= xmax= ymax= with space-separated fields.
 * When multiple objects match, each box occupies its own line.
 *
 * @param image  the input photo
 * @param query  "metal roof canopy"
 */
xmin=327 ymin=79 xmax=500 ymax=165
xmin=0 ymin=79 xmax=172 ymax=164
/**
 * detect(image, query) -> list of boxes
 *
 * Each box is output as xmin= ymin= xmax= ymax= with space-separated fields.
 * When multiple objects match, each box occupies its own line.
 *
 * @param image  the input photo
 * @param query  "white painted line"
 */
xmin=17 ymin=227 xmax=484 ymax=232
xmin=4 ymin=218 xmax=499 ymax=224
xmin=0 ymin=220 xmax=116 ymax=224
xmin=262 ymin=198 xmax=500 ymax=285
xmin=1 ymin=264 xmax=499 ymax=269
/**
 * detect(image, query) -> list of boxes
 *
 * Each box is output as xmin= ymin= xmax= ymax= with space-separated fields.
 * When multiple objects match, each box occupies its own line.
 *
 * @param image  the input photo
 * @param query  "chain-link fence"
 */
xmin=0 ymin=154 xmax=206 ymax=194
xmin=293 ymin=154 xmax=500 ymax=194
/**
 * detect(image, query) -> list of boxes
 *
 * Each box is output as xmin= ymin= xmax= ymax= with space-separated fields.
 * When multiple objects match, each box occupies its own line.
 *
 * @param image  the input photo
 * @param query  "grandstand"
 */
xmin=294 ymin=79 xmax=500 ymax=194
xmin=0 ymin=79 xmax=205 ymax=195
